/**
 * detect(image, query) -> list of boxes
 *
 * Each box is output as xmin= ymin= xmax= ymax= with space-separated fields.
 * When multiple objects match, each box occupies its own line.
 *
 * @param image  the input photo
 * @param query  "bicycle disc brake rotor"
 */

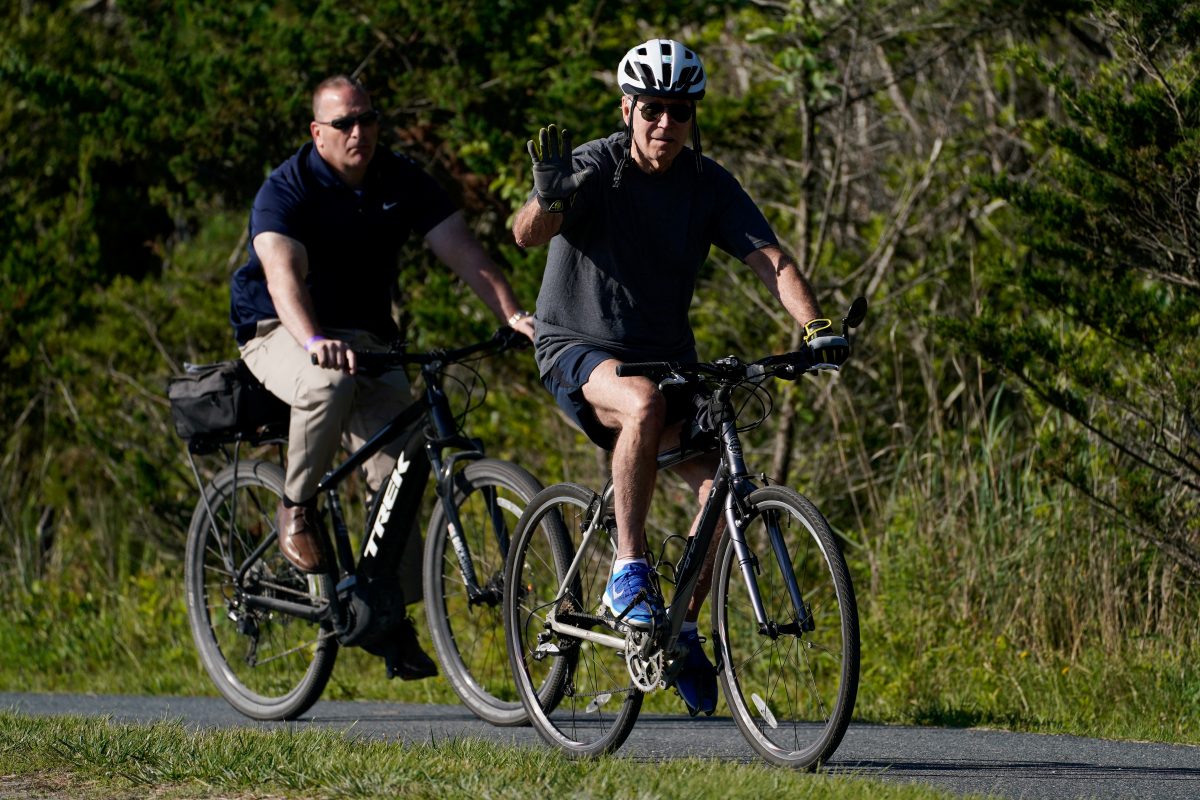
xmin=624 ymin=629 xmax=664 ymax=691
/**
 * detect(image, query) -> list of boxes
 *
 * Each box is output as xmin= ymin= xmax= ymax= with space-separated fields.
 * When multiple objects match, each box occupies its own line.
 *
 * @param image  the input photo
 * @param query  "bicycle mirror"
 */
xmin=844 ymin=297 xmax=868 ymax=330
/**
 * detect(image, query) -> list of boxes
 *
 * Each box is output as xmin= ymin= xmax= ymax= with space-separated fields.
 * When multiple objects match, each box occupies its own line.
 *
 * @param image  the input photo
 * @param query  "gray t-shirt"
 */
xmin=533 ymin=131 xmax=778 ymax=376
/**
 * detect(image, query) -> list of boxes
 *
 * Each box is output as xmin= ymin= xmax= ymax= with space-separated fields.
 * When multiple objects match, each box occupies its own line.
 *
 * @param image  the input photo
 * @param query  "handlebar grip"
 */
xmin=495 ymin=325 xmax=533 ymax=351
xmin=616 ymin=361 xmax=673 ymax=378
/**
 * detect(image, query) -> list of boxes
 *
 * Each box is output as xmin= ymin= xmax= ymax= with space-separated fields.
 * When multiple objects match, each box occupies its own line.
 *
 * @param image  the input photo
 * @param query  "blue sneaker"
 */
xmin=602 ymin=562 xmax=664 ymax=629
xmin=672 ymin=628 xmax=717 ymax=716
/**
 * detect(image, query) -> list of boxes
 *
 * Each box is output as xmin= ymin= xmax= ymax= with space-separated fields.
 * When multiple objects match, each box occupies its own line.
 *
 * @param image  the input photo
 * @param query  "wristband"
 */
xmin=535 ymin=193 xmax=572 ymax=213
xmin=304 ymin=334 xmax=327 ymax=352
xmin=803 ymin=319 xmax=832 ymax=342
xmin=507 ymin=310 xmax=533 ymax=326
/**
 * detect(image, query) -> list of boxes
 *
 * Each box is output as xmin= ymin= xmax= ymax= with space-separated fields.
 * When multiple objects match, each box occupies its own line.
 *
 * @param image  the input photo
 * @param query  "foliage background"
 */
xmin=1 ymin=0 xmax=1196 ymax=742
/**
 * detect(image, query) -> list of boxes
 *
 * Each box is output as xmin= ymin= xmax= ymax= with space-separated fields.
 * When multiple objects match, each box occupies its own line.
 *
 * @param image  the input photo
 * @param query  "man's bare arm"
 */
xmin=745 ymin=245 xmax=823 ymax=327
xmin=255 ymin=231 xmax=355 ymax=371
xmin=426 ymin=211 xmax=536 ymax=339
xmin=255 ymin=232 xmax=321 ymax=343
xmin=512 ymin=197 xmax=564 ymax=249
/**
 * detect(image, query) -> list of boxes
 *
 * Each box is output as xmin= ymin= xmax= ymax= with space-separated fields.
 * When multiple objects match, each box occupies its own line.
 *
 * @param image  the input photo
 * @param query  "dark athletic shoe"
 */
xmin=387 ymin=617 xmax=438 ymax=681
xmin=672 ymin=628 xmax=718 ymax=717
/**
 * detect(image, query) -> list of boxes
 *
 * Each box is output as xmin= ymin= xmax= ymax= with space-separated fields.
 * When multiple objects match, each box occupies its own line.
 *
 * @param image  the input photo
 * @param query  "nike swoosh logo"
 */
xmin=382 ymin=201 xmax=398 ymax=211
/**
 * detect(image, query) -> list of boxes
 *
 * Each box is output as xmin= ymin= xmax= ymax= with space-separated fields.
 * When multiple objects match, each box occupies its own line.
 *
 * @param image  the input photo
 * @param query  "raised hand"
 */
xmin=527 ymin=124 xmax=595 ymax=212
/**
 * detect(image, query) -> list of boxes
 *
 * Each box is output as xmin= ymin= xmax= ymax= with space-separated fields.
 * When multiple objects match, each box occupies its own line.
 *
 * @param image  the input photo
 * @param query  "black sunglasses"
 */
xmin=316 ymin=109 xmax=381 ymax=132
xmin=638 ymin=101 xmax=694 ymax=124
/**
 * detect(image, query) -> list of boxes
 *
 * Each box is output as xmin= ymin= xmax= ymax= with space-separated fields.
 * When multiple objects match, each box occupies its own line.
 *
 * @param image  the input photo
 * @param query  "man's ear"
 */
xmin=620 ymin=95 xmax=632 ymax=126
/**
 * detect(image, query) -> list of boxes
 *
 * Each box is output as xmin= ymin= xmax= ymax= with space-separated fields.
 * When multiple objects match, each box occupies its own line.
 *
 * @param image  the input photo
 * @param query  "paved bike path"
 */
xmin=2 ymin=692 xmax=1196 ymax=799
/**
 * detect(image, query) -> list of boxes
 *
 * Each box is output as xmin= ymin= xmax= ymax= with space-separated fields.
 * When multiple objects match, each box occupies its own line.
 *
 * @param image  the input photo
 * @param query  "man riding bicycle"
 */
xmin=230 ymin=74 xmax=535 ymax=679
xmin=513 ymin=39 xmax=845 ymax=715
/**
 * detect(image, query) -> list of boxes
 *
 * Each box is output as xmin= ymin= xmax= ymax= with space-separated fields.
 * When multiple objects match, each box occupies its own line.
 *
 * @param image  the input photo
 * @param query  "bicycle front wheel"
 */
xmin=184 ymin=460 xmax=337 ymax=720
xmin=713 ymin=486 xmax=859 ymax=769
xmin=504 ymin=483 xmax=642 ymax=757
xmin=423 ymin=458 xmax=544 ymax=726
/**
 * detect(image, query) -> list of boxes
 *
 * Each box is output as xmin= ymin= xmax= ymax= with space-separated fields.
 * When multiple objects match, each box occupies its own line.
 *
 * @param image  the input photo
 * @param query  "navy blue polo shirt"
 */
xmin=230 ymin=142 xmax=457 ymax=345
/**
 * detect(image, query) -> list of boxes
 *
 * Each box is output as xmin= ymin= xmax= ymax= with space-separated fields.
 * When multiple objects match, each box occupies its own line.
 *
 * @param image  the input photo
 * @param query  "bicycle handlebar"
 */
xmin=309 ymin=326 xmax=530 ymax=371
xmin=616 ymin=297 xmax=867 ymax=388
xmin=615 ymin=348 xmax=823 ymax=385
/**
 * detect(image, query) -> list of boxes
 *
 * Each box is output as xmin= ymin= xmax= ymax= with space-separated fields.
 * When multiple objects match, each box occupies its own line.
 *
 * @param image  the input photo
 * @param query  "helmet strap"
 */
xmin=613 ymin=93 xmax=637 ymax=188
xmin=691 ymin=108 xmax=703 ymax=174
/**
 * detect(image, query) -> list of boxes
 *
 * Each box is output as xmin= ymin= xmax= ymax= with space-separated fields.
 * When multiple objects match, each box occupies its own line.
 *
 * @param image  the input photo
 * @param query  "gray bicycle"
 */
xmin=503 ymin=299 xmax=866 ymax=768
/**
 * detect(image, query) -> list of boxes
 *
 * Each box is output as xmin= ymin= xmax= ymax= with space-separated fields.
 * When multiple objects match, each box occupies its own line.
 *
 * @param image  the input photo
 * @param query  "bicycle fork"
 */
xmin=725 ymin=486 xmax=814 ymax=637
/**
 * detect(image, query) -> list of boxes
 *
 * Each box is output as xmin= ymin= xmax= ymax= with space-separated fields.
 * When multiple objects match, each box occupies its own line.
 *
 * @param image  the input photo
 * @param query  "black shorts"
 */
xmin=541 ymin=344 xmax=701 ymax=451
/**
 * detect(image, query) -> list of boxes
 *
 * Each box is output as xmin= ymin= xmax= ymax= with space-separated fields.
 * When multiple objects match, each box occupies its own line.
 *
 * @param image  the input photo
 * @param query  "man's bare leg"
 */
xmin=580 ymin=359 xmax=666 ymax=560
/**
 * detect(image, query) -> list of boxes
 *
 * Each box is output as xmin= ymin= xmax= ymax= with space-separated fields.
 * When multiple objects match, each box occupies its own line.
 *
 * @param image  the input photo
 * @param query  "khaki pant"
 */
xmin=240 ymin=320 xmax=423 ymax=603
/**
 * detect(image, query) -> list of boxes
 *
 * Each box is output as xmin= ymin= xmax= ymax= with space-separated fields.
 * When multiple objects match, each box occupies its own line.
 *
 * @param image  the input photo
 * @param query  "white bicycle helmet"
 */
xmin=617 ymin=38 xmax=706 ymax=99
xmin=613 ymin=39 xmax=707 ymax=187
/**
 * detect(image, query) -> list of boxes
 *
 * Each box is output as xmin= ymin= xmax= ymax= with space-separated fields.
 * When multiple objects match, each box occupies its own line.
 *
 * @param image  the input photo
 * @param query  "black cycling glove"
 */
xmin=527 ymin=124 xmax=595 ymax=213
xmin=804 ymin=319 xmax=850 ymax=367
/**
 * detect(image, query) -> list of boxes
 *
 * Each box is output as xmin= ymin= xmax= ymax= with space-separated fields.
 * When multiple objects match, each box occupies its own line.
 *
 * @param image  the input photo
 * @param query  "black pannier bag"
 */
xmin=167 ymin=359 xmax=289 ymax=444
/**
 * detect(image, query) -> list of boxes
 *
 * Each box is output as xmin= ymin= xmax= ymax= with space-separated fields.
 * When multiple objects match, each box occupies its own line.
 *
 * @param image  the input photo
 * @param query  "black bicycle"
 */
xmin=178 ymin=328 xmax=545 ymax=724
xmin=503 ymin=299 xmax=866 ymax=768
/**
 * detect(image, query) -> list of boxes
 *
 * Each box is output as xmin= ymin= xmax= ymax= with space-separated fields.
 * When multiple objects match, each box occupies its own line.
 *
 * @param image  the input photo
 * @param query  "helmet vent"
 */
xmin=637 ymin=63 xmax=656 ymax=88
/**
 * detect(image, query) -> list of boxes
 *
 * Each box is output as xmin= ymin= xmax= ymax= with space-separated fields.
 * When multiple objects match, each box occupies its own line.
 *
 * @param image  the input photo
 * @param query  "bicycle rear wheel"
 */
xmin=184 ymin=460 xmax=337 ymax=720
xmin=713 ymin=486 xmax=859 ymax=768
xmin=423 ymin=458 xmax=544 ymax=726
xmin=504 ymin=483 xmax=642 ymax=757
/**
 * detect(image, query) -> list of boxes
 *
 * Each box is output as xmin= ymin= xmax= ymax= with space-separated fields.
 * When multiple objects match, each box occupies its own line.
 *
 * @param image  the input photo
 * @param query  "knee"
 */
xmin=619 ymin=388 xmax=666 ymax=436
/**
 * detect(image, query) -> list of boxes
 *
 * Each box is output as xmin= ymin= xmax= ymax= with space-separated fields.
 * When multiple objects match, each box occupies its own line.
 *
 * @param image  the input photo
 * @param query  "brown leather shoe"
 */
xmin=276 ymin=500 xmax=328 ymax=573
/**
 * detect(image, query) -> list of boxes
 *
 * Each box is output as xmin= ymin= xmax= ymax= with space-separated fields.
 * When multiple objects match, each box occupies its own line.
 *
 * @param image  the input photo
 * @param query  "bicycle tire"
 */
xmin=184 ymin=459 xmax=338 ymax=720
xmin=422 ymin=458 xmax=544 ymax=726
xmin=713 ymin=485 xmax=859 ymax=769
xmin=504 ymin=483 xmax=642 ymax=757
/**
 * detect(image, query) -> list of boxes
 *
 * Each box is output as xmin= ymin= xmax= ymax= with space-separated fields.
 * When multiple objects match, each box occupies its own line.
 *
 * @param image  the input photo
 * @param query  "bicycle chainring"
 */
xmin=624 ymin=629 xmax=665 ymax=691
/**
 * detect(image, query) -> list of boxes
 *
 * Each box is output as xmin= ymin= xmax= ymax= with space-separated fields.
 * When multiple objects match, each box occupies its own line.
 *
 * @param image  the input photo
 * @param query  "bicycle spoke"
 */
xmin=425 ymin=460 xmax=544 ymax=725
xmin=186 ymin=461 xmax=336 ymax=720
xmin=506 ymin=484 xmax=641 ymax=756
xmin=716 ymin=487 xmax=858 ymax=768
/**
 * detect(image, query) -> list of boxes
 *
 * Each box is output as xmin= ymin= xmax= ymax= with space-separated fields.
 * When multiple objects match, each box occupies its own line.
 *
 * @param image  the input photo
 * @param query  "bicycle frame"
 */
xmin=230 ymin=354 xmax=498 ymax=638
xmin=545 ymin=382 xmax=813 ymax=661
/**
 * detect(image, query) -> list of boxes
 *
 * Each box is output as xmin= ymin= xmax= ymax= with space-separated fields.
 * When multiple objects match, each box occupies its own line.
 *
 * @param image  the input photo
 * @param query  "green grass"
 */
xmin=0 ymin=711 xmax=980 ymax=800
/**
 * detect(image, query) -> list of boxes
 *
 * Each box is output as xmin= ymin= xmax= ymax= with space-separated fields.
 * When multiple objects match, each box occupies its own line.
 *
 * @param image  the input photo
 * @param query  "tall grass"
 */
xmin=835 ymin=354 xmax=1199 ymax=741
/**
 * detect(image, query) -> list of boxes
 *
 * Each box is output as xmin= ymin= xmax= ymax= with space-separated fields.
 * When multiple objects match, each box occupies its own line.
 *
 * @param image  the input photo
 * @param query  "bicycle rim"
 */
xmin=714 ymin=486 xmax=859 ymax=768
xmin=505 ymin=483 xmax=642 ymax=757
xmin=184 ymin=460 xmax=337 ymax=720
xmin=424 ymin=459 xmax=543 ymax=726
